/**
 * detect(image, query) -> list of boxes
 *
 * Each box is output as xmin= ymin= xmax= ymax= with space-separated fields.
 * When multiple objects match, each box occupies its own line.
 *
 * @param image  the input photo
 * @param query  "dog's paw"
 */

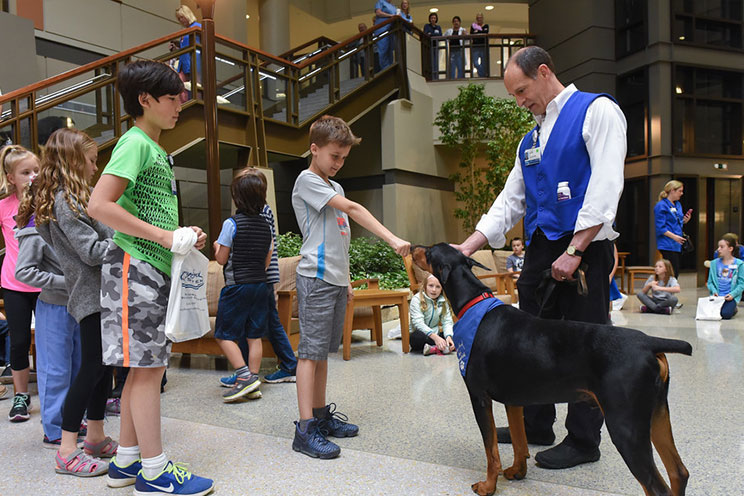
xmin=471 ymin=480 xmax=496 ymax=496
xmin=503 ymin=464 xmax=527 ymax=480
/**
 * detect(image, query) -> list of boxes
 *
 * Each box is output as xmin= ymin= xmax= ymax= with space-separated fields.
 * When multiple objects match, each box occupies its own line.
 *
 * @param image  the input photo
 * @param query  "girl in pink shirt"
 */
xmin=0 ymin=145 xmax=41 ymax=422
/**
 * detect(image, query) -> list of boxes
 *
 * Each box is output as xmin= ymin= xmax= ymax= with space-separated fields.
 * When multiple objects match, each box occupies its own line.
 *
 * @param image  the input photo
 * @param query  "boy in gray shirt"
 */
xmin=291 ymin=115 xmax=410 ymax=459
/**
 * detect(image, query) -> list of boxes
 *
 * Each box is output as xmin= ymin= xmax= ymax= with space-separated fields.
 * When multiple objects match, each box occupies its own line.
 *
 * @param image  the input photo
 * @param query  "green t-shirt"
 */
xmin=102 ymin=126 xmax=178 ymax=275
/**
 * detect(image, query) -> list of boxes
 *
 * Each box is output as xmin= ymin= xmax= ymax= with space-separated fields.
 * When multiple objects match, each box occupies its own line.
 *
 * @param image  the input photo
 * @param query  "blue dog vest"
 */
xmin=453 ymin=297 xmax=504 ymax=377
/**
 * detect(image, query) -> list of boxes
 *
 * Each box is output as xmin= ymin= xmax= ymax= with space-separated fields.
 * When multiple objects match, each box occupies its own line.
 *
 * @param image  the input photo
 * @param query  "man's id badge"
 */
xmin=171 ymin=178 xmax=178 ymax=195
xmin=524 ymin=146 xmax=541 ymax=166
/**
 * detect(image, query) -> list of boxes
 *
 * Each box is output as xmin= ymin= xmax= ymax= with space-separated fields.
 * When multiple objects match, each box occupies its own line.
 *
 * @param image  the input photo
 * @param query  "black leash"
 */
xmin=535 ymin=263 xmax=589 ymax=318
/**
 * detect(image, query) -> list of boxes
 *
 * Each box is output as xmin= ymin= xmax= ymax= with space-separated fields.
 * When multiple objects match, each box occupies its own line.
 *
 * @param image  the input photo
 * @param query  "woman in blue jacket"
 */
xmin=708 ymin=237 xmax=744 ymax=319
xmin=654 ymin=180 xmax=692 ymax=277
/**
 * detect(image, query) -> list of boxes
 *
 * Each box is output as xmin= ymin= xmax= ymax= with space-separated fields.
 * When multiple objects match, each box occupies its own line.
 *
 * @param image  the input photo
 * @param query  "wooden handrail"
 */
xmin=298 ymin=16 xmax=400 ymax=68
xmin=277 ymin=35 xmax=337 ymax=60
xmin=215 ymin=33 xmax=302 ymax=69
xmin=428 ymin=32 xmax=535 ymax=40
xmin=0 ymin=26 xmax=199 ymax=105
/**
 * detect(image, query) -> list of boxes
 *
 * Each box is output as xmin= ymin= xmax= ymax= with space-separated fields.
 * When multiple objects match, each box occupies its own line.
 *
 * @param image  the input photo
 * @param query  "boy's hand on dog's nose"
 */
xmin=551 ymin=252 xmax=582 ymax=281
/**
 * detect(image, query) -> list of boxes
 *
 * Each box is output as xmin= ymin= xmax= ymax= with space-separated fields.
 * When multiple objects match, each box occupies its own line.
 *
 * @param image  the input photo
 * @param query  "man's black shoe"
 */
xmin=534 ymin=440 xmax=600 ymax=469
xmin=495 ymin=426 xmax=555 ymax=446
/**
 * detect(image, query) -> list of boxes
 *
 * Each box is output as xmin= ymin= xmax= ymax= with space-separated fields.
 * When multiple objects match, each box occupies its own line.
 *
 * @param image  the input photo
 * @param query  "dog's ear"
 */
xmin=467 ymin=257 xmax=491 ymax=271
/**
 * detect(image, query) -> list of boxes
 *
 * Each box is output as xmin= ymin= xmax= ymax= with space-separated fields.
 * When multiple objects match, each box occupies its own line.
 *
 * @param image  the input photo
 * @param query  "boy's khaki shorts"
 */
xmin=296 ymin=274 xmax=347 ymax=361
xmin=101 ymin=244 xmax=172 ymax=368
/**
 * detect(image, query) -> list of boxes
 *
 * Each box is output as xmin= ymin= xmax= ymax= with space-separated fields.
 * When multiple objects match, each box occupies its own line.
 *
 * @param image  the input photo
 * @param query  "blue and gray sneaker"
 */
xmin=264 ymin=368 xmax=296 ymax=383
xmin=134 ymin=461 xmax=214 ymax=496
xmin=218 ymin=373 xmax=237 ymax=388
xmin=292 ymin=418 xmax=340 ymax=459
xmin=107 ymin=457 xmax=141 ymax=488
xmin=315 ymin=403 xmax=359 ymax=438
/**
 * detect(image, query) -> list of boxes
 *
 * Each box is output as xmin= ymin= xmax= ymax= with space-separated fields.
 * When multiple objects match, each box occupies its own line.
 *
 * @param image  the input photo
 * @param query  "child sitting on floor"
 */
xmin=213 ymin=168 xmax=273 ymax=402
xmin=409 ymin=274 xmax=454 ymax=355
xmin=707 ymin=236 xmax=744 ymax=320
xmin=636 ymin=259 xmax=680 ymax=315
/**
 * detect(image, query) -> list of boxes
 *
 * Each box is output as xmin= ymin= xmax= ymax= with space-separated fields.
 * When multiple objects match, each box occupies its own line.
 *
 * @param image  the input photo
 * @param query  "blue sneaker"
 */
xmin=292 ymin=418 xmax=340 ymax=459
xmin=134 ymin=461 xmax=214 ymax=495
xmin=264 ymin=368 xmax=296 ymax=383
xmin=218 ymin=373 xmax=237 ymax=388
xmin=107 ymin=457 xmax=141 ymax=488
xmin=315 ymin=403 xmax=359 ymax=438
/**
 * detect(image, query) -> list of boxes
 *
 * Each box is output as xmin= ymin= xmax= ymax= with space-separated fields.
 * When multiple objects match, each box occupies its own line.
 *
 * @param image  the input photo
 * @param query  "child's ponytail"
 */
xmin=0 ymin=145 xmax=36 ymax=196
xmin=15 ymin=182 xmax=36 ymax=229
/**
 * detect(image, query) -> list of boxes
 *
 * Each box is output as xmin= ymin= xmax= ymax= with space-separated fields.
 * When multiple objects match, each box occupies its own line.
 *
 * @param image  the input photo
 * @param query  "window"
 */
xmin=672 ymin=0 xmax=744 ymax=49
xmin=617 ymin=69 xmax=648 ymax=158
xmin=616 ymin=0 xmax=648 ymax=58
xmin=674 ymin=66 xmax=744 ymax=155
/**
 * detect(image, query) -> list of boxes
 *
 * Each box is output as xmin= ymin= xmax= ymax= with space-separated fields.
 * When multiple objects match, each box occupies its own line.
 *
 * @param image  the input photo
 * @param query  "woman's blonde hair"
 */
xmin=175 ymin=5 xmax=197 ymax=25
xmin=658 ymin=180 xmax=683 ymax=201
xmin=0 ymin=145 xmax=39 ymax=196
xmin=32 ymin=128 xmax=97 ymax=225
xmin=655 ymin=259 xmax=674 ymax=284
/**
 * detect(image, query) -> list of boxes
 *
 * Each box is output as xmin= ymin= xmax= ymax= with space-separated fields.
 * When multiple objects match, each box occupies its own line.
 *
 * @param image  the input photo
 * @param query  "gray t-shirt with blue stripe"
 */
xmin=291 ymin=170 xmax=350 ymax=287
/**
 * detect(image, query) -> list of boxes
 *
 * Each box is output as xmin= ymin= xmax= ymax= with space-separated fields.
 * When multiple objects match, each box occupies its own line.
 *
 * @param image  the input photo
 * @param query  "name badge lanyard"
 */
xmin=524 ymin=127 xmax=541 ymax=166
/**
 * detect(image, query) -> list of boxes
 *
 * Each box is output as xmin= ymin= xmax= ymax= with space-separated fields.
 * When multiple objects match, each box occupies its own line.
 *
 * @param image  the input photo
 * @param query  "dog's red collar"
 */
xmin=457 ymin=292 xmax=496 ymax=320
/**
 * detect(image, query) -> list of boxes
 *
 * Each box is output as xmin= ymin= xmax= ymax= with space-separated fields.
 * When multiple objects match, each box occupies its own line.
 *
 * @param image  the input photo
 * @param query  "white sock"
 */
xmin=141 ymin=452 xmax=168 ymax=480
xmin=114 ymin=445 xmax=140 ymax=466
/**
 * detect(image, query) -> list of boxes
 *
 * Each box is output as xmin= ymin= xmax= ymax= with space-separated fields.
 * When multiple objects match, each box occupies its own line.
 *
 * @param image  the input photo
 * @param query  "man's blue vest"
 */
xmin=518 ymin=91 xmax=616 ymax=243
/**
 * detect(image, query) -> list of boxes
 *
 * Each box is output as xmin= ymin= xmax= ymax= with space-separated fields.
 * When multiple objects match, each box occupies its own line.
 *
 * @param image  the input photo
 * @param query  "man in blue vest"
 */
xmin=453 ymin=46 xmax=627 ymax=469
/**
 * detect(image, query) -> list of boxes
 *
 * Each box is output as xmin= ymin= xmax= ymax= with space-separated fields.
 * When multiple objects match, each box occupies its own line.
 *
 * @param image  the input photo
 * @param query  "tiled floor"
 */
xmin=0 ymin=273 xmax=741 ymax=495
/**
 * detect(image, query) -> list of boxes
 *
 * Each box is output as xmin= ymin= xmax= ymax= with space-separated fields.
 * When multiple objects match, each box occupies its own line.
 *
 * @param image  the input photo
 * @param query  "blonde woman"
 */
xmin=654 ymin=180 xmax=692 ymax=277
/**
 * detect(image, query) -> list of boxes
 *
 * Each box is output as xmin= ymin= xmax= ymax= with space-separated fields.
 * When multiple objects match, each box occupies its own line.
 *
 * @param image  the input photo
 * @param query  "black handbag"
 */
xmin=682 ymin=233 xmax=695 ymax=253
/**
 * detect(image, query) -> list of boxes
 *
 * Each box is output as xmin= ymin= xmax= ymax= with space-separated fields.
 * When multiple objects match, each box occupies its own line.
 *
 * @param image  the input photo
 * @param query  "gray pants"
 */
xmin=636 ymin=291 xmax=677 ymax=313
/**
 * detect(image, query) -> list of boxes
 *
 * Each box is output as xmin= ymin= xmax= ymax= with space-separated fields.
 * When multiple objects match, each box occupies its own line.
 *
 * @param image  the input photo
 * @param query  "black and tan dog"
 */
xmin=412 ymin=243 xmax=691 ymax=496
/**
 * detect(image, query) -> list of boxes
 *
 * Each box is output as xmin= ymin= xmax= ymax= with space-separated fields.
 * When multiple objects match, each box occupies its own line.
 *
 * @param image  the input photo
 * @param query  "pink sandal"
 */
xmin=83 ymin=436 xmax=119 ymax=458
xmin=55 ymin=448 xmax=108 ymax=477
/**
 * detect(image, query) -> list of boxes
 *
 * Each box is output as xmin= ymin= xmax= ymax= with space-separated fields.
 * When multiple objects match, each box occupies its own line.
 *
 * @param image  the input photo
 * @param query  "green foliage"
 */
xmin=434 ymin=84 xmax=533 ymax=232
xmin=277 ymin=232 xmax=408 ymax=289
xmin=348 ymin=237 xmax=408 ymax=290
xmin=277 ymin=232 xmax=302 ymax=258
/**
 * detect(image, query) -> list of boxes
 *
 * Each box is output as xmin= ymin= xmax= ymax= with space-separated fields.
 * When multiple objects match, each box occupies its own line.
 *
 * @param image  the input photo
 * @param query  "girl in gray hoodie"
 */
xmin=33 ymin=128 xmax=116 ymax=477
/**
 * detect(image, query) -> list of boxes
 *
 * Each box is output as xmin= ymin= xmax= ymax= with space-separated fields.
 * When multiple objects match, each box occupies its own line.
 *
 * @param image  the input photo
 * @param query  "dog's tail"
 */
xmin=647 ymin=336 xmax=693 ymax=356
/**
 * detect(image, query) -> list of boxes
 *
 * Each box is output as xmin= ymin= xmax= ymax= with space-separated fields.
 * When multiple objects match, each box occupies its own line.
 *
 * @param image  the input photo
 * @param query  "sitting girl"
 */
xmin=409 ymin=274 xmax=454 ymax=355
xmin=708 ymin=237 xmax=744 ymax=320
xmin=636 ymin=259 xmax=680 ymax=315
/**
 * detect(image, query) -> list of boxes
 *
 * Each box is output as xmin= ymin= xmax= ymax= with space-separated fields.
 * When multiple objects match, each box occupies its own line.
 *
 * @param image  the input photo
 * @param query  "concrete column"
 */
xmin=259 ymin=0 xmax=289 ymax=55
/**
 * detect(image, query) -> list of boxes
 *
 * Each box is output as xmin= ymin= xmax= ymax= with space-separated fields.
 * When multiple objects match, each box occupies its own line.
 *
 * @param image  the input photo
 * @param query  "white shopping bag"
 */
xmin=165 ymin=229 xmax=211 ymax=342
xmin=695 ymin=296 xmax=725 ymax=321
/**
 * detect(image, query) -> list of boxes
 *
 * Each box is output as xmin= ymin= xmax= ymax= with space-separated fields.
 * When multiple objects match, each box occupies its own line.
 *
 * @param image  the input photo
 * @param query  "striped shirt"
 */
xmin=261 ymin=204 xmax=280 ymax=284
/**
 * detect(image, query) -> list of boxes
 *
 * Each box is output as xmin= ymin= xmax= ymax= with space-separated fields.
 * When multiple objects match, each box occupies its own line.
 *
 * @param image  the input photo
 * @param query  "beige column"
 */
xmin=259 ymin=0 xmax=289 ymax=55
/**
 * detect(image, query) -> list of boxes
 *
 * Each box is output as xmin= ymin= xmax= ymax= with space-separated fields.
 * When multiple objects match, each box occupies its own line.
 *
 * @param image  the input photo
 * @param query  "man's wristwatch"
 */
xmin=566 ymin=245 xmax=584 ymax=257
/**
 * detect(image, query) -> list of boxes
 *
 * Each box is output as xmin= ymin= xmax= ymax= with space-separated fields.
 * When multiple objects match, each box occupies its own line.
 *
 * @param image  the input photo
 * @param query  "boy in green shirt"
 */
xmin=89 ymin=61 xmax=213 ymax=496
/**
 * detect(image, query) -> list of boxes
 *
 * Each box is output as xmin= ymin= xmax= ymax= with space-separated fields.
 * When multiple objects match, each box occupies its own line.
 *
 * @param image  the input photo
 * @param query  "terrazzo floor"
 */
xmin=0 ymin=272 xmax=741 ymax=495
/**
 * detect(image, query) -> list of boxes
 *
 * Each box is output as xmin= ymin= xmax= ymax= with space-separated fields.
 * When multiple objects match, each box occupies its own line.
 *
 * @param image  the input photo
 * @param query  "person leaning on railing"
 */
xmin=373 ymin=0 xmax=397 ymax=70
xmin=470 ymin=13 xmax=490 ymax=77
xmin=423 ymin=12 xmax=442 ymax=80
xmin=444 ymin=16 xmax=467 ymax=79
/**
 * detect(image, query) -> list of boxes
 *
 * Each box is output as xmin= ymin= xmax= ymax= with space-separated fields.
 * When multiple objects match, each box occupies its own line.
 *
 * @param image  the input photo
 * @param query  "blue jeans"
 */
xmin=472 ymin=47 xmax=488 ymax=77
xmin=721 ymin=299 xmax=738 ymax=319
xmin=238 ymin=283 xmax=297 ymax=373
xmin=35 ymin=300 xmax=81 ymax=440
xmin=449 ymin=49 xmax=464 ymax=79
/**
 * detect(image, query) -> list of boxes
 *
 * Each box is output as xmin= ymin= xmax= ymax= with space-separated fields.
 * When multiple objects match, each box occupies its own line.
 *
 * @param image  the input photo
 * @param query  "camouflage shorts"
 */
xmin=101 ymin=244 xmax=172 ymax=368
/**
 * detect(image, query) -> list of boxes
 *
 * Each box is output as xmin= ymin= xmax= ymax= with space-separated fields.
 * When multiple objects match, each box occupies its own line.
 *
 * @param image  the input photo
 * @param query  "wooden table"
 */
xmin=343 ymin=288 xmax=409 ymax=361
xmin=626 ymin=266 xmax=655 ymax=295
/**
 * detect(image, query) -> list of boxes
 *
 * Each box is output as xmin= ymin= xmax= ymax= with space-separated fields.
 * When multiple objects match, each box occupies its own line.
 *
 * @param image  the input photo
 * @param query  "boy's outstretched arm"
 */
xmin=89 ymin=175 xmax=206 ymax=250
xmin=327 ymin=195 xmax=410 ymax=256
